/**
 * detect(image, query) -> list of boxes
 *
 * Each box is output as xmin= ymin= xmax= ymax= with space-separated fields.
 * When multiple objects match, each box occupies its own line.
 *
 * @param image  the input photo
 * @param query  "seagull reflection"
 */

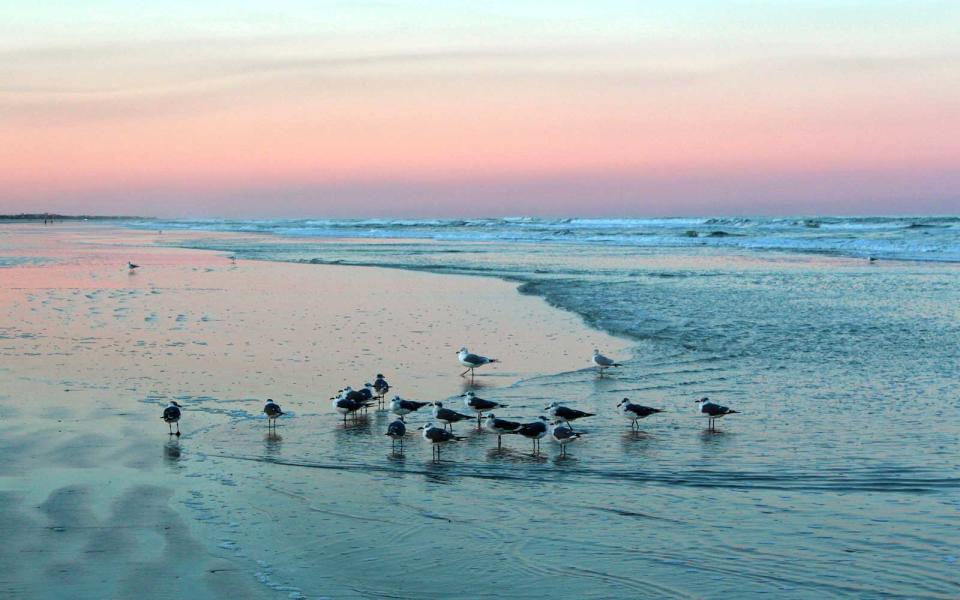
xmin=264 ymin=432 xmax=283 ymax=457
xmin=163 ymin=439 xmax=182 ymax=463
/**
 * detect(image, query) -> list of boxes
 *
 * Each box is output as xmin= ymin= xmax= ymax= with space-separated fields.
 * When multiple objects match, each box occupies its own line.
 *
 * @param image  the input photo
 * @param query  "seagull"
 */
xmin=550 ymin=421 xmax=583 ymax=456
xmin=617 ymin=398 xmax=663 ymax=430
xmin=418 ymin=422 xmax=464 ymax=460
xmin=386 ymin=417 xmax=406 ymax=453
xmin=457 ymin=347 xmax=498 ymax=378
xmin=373 ymin=374 xmax=390 ymax=405
xmin=331 ymin=395 xmax=372 ymax=423
xmin=128 ymin=261 xmax=139 ymax=271
xmin=696 ymin=397 xmax=738 ymax=431
xmin=461 ymin=391 xmax=508 ymax=428
xmin=483 ymin=413 xmax=522 ymax=448
xmin=358 ymin=384 xmax=375 ymax=401
xmin=544 ymin=402 xmax=595 ymax=428
xmin=358 ymin=384 xmax=377 ymax=411
xmin=592 ymin=349 xmax=621 ymax=375
xmin=339 ymin=386 xmax=368 ymax=403
xmin=515 ymin=416 xmax=550 ymax=455
xmin=389 ymin=396 xmax=430 ymax=417
xmin=162 ymin=401 xmax=182 ymax=436
xmin=431 ymin=402 xmax=473 ymax=431
xmin=263 ymin=398 xmax=283 ymax=429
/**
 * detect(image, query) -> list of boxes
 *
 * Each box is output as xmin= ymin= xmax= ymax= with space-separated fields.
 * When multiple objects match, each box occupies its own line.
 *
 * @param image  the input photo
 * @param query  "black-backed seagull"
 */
xmin=431 ymin=402 xmax=473 ymax=431
xmin=162 ymin=401 xmax=182 ymax=436
xmin=389 ymin=396 xmax=430 ymax=417
xmin=483 ymin=413 xmax=522 ymax=448
xmin=386 ymin=417 xmax=406 ymax=453
xmin=373 ymin=374 xmax=390 ymax=406
xmin=418 ymin=422 xmax=464 ymax=460
xmin=617 ymin=398 xmax=663 ymax=430
xmin=550 ymin=421 xmax=583 ymax=456
xmin=461 ymin=391 xmax=508 ymax=428
xmin=516 ymin=416 xmax=550 ymax=455
xmin=545 ymin=402 xmax=595 ymax=428
xmin=263 ymin=399 xmax=283 ymax=429
xmin=696 ymin=397 xmax=738 ymax=431
xmin=331 ymin=393 xmax=372 ymax=423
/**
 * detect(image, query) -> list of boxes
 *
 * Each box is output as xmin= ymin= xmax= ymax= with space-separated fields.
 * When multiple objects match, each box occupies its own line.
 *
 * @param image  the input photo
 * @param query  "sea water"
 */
xmin=130 ymin=217 xmax=960 ymax=598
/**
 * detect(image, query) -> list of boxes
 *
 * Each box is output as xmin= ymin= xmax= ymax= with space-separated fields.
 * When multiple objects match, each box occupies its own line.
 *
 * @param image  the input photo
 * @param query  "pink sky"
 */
xmin=1 ymin=2 xmax=958 ymax=216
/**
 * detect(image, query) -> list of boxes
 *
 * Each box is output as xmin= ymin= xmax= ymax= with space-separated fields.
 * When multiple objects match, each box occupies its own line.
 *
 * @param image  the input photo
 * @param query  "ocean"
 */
xmin=126 ymin=216 xmax=960 ymax=597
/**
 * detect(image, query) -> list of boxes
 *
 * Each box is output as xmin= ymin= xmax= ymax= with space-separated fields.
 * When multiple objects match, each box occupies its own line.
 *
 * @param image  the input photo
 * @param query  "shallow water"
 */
xmin=132 ymin=220 xmax=960 ymax=598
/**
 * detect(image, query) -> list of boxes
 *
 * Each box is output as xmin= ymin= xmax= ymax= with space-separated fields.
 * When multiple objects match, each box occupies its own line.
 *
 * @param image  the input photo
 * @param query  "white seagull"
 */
xmin=696 ymin=397 xmax=738 ymax=431
xmin=617 ymin=398 xmax=663 ymax=430
xmin=457 ymin=347 xmax=498 ymax=378
xmin=263 ymin=398 xmax=284 ymax=429
xmin=550 ymin=421 xmax=583 ymax=456
xmin=418 ymin=422 xmax=464 ymax=460
xmin=162 ymin=401 xmax=182 ymax=436
xmin=592 ymin=349 xmax=622 ymax=375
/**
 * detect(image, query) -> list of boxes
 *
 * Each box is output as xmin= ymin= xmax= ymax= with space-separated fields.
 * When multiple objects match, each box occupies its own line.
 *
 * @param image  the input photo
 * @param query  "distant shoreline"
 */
xmin=0 ymin=214 xmax=147 ymax=222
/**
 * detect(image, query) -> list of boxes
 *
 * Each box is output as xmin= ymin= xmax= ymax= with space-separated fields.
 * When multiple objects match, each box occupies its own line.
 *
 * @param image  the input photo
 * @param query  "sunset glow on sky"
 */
xmin=1 ymin=2 xmax=958 ymax=217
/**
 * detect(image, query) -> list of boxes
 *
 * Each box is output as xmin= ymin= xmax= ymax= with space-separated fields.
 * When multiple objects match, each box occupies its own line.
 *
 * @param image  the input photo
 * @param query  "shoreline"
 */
xmin=0 ymin=223 xmax=629 ymax=599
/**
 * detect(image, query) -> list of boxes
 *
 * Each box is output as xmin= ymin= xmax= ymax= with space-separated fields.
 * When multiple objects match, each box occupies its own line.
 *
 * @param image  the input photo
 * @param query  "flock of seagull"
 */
xmin=160 ymin=347 xmax=740 ymax=460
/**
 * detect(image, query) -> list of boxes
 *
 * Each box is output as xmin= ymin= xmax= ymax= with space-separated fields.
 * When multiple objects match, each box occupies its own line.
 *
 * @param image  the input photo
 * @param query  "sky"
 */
xmin=1 ymin=1 xmax=958 ymax=217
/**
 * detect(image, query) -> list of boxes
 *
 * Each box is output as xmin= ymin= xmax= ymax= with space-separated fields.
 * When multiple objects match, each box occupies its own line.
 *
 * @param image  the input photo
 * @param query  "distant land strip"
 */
xmin=0 ymin=214 xmax=147 ymax=221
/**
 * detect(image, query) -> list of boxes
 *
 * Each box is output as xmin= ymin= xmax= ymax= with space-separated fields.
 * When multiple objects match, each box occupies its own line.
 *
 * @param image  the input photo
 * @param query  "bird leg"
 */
xmin=460 ymin=368 xmax=470 ymax=377
xmin=498 ymin=435 xmax=502 ymax=449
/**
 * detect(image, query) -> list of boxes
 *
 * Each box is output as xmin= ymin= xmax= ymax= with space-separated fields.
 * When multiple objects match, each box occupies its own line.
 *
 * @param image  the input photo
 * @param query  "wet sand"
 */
xmin=0 ymin=224 xmax=627 ymax=599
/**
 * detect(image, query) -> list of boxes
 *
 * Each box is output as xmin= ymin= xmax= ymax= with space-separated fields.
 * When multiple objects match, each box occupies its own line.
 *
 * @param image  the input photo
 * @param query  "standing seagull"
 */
xmin=331 ymin=395 xmax=372 ymax=424
xmin=419 ymin=422 xmax=464 ymax=461
xmin=550 ymin=421 xmax=583 ymax=457
xmin=389 ymin=396 xmax=430 ymax=417
xmin=483 ymin=413 xmax=522 ymax=448
xmin=457 ymin=347 xmax=498 ymax=378
xmin=162 ymin=401 xmax=182 ymax=436
xmin=617 ymin=398 xmax=663 ymax=430
xmin=461 ymin=392 xmax=508 ymax=428
xmin=386 ymin=417 xmax=406 ymax=454
xmin=373 ymin=374 xmax=390 ymax=406
xmin=340 ymin=386 xmax=372 ymax=414
xmin=263 ymin=399 xmax=283 ymax=429
xmin=516 ymin=416 xmax=550 ymax=455
xmin=592 ymin=349 xmax=621 ymax=376
xmin=431 ymin=402 xmax=473 ymax=431
xmin=128 ymin=261 xmax=139 ymax=271
xmin=544 ymin=402 xmax=595 ymax=428
xmin=696 ymin=397 xmax=738 ymax=431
